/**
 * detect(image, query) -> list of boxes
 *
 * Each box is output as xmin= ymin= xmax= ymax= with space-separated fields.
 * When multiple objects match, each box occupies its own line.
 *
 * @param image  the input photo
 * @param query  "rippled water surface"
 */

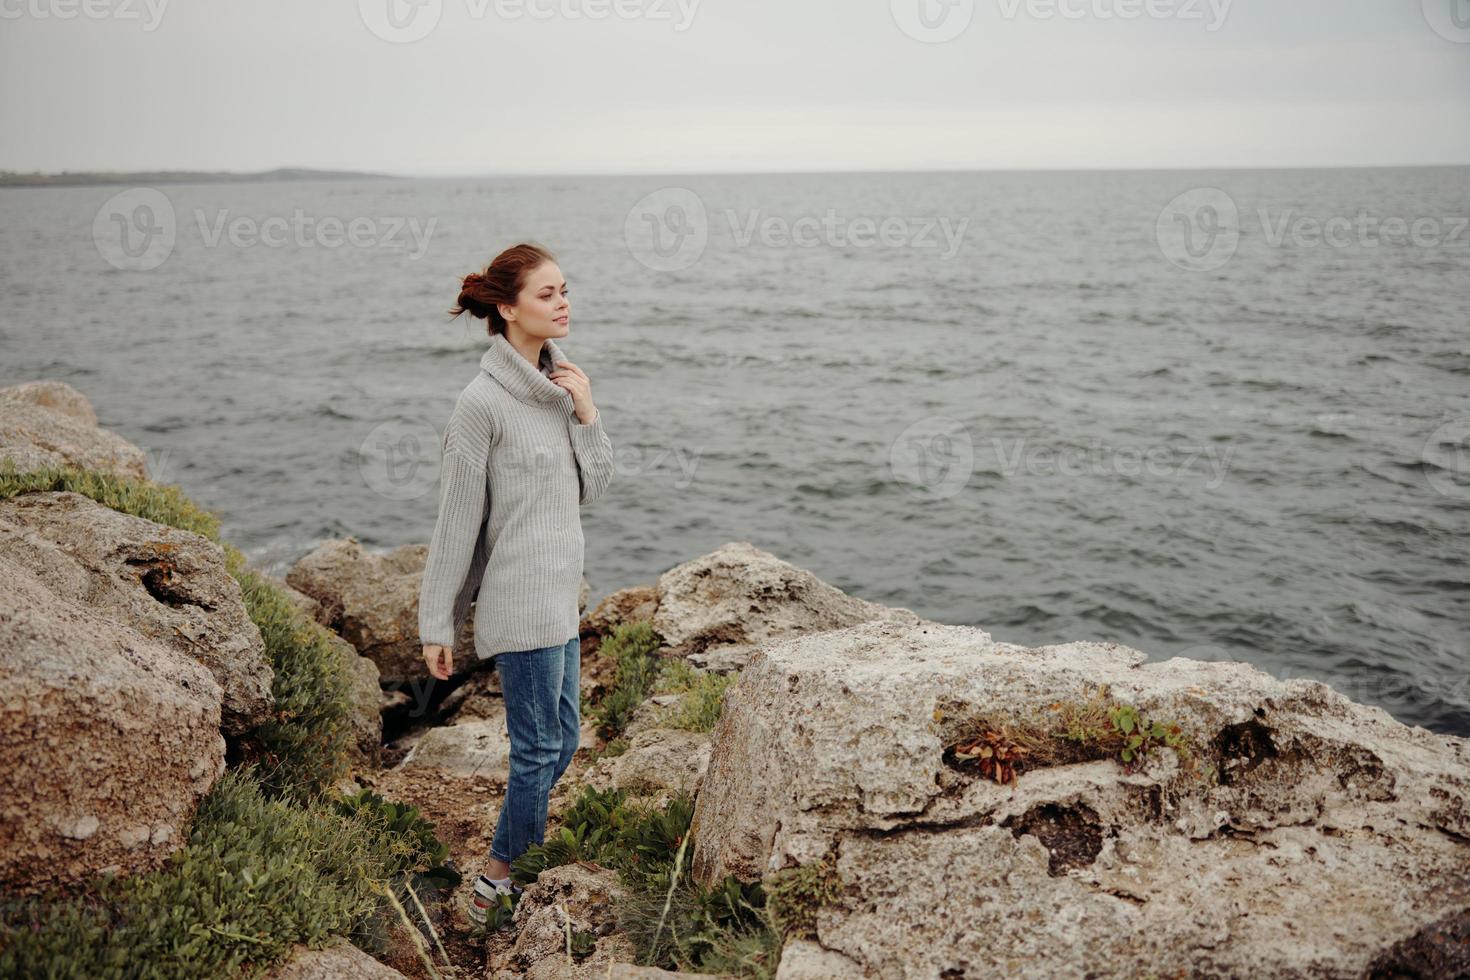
xmin=2 ymin=167 xmax=1466 ymax=734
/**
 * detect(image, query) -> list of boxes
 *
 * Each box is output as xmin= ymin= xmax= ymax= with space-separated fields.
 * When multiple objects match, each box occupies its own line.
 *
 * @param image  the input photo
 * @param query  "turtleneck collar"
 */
xmin=480 ymin=331 xmax=574 ymax=406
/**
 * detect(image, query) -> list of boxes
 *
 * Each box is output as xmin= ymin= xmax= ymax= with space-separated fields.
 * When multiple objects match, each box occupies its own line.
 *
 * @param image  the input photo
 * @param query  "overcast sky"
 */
xmin=3 ymin=0 xmax=1468 ymax=175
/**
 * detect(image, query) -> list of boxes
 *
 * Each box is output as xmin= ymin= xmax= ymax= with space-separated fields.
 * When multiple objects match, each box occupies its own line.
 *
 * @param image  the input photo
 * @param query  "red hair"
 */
xmin=448 ymin=242 xmax=558 ymax=336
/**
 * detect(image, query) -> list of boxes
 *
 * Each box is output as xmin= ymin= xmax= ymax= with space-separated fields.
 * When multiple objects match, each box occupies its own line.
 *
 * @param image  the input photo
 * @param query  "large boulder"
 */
xmin=0 ymin=556 xmax=225 ymax=895
xmin=652 ymin=542 xmax=922 ymax=671
xmin=691 ymin=620 xmax=1470 ymax=979
xmin=0 ymin=491 xmax=274 ymax=735
xmin=287 ymin=538 xmax=451 ymax=685
xmin=0 ymin=381 xmax=150 ymax=480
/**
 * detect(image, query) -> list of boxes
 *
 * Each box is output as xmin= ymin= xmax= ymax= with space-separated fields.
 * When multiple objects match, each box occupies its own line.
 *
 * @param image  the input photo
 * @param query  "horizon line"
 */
xmin=3 ymin=159 xmax=1469 ymax=185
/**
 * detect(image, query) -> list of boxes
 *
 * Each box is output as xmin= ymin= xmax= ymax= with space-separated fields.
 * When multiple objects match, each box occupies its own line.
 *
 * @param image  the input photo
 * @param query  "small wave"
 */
xmin=318 ymin=404 xmax=360 ymax=421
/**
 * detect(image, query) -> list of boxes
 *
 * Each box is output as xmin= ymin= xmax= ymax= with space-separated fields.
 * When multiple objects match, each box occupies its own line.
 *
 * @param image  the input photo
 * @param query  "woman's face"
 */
xmin=505 ymin=261 xmax=570 ymax=340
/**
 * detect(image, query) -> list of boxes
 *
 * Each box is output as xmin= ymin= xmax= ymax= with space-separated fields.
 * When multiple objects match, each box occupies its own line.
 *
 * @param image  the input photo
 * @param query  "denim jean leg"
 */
xmin=489 ymin=643 xmax=566 ymax=866
xmin=550 ymin=635 xmax=582 ymax=788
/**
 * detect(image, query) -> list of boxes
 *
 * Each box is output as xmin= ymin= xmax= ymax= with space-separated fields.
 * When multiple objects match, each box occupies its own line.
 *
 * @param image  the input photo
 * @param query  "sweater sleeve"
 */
xmin=417 ymin=399 xmax=493 ymax=649
xmin=569 ymin=409 xmax=615 ymax=505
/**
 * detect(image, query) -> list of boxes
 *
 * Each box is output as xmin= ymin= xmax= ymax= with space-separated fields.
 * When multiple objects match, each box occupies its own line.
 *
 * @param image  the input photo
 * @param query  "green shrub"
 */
xmin=590 ymin=736 xmax=630 ymax=761
xmin=0 ymin=459 xmax=224 ymax=540
xmin=652 ymin=662 xmax=735 ymax=734
xmin=231 ymin=565 xmax=356 ymax=803
xmin=508 ymin=784 xmax=778 ymax=976
xmin=763 ymin=858 xmax=842 ymax=940
xmin=589 ymin=620 xmax=663 ymax=741
xmin=0 ymin=459 xmax=356 ymax=802
xmin=0 ymin=767 xmax=458 ymax=980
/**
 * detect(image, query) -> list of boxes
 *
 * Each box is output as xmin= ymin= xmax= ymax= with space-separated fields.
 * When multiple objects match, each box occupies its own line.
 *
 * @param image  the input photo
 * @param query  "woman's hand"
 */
xmin=423 ymin=643 xmax=453 ymax=681
xmin=550 ymin=359 xmax=598 ymax=425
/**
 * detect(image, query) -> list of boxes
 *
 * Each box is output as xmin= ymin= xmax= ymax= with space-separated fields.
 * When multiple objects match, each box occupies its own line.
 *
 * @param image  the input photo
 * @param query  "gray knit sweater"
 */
xmin=417 ymin=332 xmax=615 ymax=658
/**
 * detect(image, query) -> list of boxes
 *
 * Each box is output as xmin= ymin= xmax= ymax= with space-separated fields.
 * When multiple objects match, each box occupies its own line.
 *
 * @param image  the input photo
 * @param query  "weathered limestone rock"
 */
xmin=0 ymin=380 xmax=100 ymax=426
xmin=623 ymin=693 xmax=687 ymax=738
xmin=0 ymin=381 xmax=149 ymax=480
xmin=584 ymin=727 xmax=712 ymax=799
xmin=287 ymin=538 xmax=455 ymax=685
xmin=0 ymin=491 xmax=274 ymax=735
xmin=488 ymin=863 xmax=632 ymax=980
xmin=774 ymin=939 xmax=863 ymax=979
xmin=396 ymin=706 xmax=511 ymax=780
xmin=260 ymin=937 xmax=407 ymax=979
xmin=653 ymin=542 xmax=922 ymax=671
xmin=0 ymin=558 xmax=225 ymax=895
xmin=692 ymin=620 xmax=1470 ymax=979
xmin=486 ymin=864 xmax=716 ymax=978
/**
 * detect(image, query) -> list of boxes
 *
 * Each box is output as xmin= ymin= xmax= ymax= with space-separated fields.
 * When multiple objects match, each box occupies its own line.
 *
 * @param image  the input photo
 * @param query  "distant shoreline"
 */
xmin=3 ymin=162 xmax=1467 ymax=188
xmin=0 ymin=167 xmax=403 ymax=188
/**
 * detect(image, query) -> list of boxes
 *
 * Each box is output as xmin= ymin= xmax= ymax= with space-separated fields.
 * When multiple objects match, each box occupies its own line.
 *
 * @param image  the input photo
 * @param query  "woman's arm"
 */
xmin=418 ymin=399 xmax=493 ymax=649
xmin=569 ymin=410 xmax=614 ymax=504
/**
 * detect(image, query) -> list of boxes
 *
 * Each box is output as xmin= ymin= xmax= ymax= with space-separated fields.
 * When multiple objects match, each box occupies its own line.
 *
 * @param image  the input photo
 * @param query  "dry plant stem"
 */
xmin=647 ymin=830 xmax=692 ymax=966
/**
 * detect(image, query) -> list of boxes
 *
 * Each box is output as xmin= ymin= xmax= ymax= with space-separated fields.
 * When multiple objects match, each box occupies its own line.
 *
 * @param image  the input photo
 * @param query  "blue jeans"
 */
xmin=489 ymin=634 xmax=581 ymax=866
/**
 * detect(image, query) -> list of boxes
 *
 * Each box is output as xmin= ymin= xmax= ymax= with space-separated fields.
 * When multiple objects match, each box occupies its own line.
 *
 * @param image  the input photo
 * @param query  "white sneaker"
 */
xmin=467 ymin=874 xmax=522 ymax=927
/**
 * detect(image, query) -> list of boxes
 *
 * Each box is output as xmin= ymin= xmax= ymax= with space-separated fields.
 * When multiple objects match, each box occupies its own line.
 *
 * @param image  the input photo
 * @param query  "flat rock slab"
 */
xmin=692 ymin=620 xmax=1470 ymax=979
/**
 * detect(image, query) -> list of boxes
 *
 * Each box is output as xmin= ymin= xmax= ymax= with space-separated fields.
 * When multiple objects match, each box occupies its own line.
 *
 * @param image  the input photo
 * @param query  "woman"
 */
xmin=416 ymin=242 xmax=615 ymax=926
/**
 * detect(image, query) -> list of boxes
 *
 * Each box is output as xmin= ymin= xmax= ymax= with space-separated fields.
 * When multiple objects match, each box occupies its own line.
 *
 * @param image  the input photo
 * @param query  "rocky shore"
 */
xmin=1 ymin=380 xmax=1466 ymax=979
